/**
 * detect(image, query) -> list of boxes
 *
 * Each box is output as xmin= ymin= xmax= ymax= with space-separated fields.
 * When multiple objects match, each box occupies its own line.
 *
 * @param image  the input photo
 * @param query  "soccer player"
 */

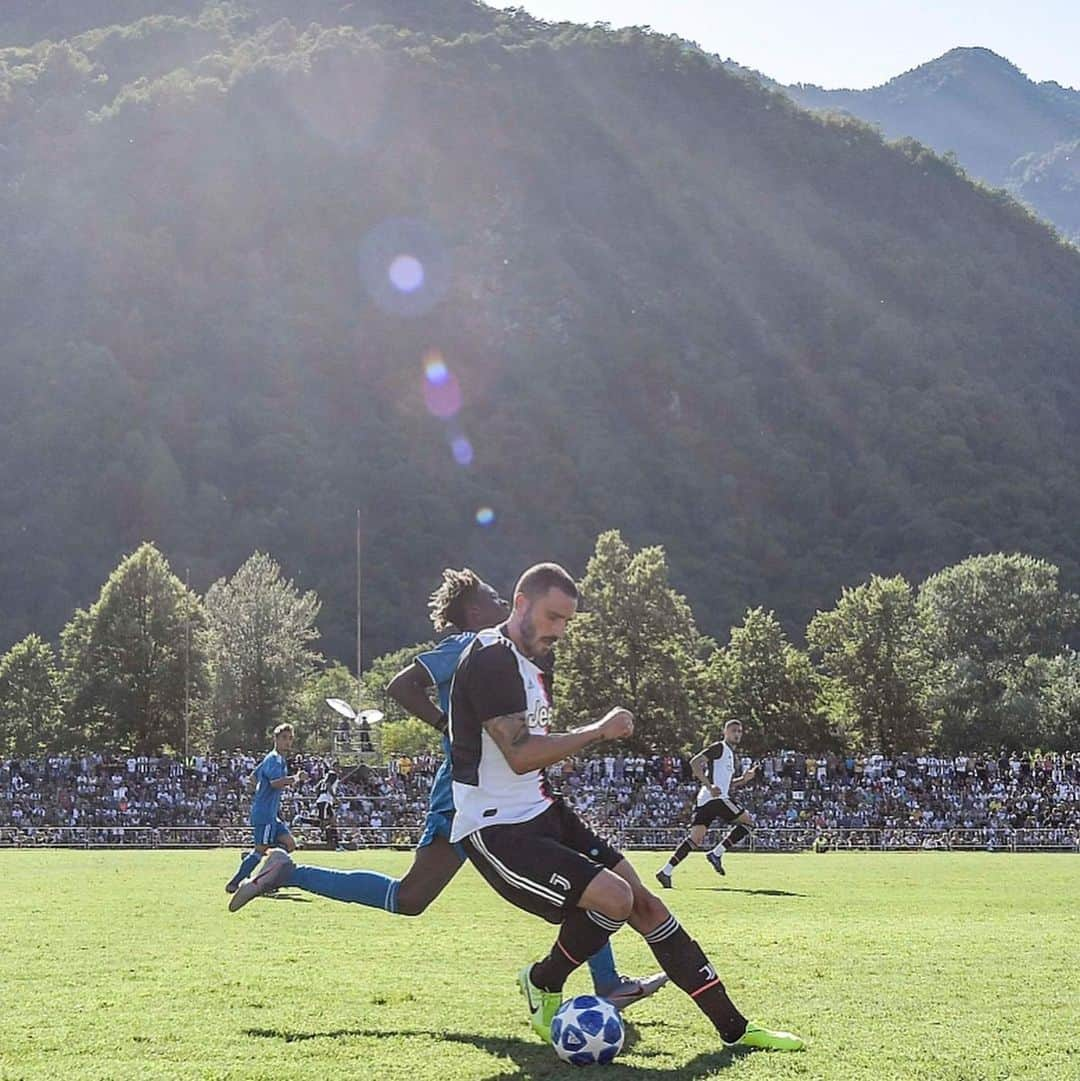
xmin=656 ymin=720 xmax=759 ymax=887
xmin=313 ymin=768 xmax=341 ymax=849
xmin=449 ymin=562 xmax=803 ymax=1051
xmin=228 ymin=568 xmax=665 ymax=1009
xmin=224 ymin=722 xmax=307 ymax=895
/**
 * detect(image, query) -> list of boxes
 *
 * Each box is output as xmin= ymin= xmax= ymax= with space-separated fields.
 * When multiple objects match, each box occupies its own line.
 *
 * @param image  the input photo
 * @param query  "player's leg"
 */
xmin=657 ymin=814 xmax=710 ymax=887
xmin=555 ymin=804 xmax=669 ymax=1007
xmin=613 ymin=857 xmax=803 ymax=1051
xmin=225 ymin=823 xmax=274 ymax=893
xmin=394 ymin=833 xmax=464 ymax=915
xmin=273 ymin=812 xmax=462 ymax=916
xmin=708 ymin=803 xmax=752 ymax=875
xmin=275 ymin=821 xmax=297 ymax=853
xmin=463 ymin=808 xmax=629 ymax=1039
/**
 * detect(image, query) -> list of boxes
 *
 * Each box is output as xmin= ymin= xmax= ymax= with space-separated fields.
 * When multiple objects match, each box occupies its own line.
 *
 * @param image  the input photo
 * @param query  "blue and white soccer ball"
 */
xmin=550 ymin=994 xmax=625 ymax=1066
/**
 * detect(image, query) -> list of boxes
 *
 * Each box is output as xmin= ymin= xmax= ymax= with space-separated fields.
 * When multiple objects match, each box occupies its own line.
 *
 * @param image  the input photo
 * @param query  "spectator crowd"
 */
xmin=2 ymin=747 xmax=1078 ymax=848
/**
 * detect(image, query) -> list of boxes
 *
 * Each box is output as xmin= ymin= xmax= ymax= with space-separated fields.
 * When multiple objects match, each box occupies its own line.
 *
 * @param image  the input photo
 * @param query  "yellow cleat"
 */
xmin=733 ymin=1022 xmax=806 ymax=1051
xmin=517 ymin=964 xmax=562 ymax=1041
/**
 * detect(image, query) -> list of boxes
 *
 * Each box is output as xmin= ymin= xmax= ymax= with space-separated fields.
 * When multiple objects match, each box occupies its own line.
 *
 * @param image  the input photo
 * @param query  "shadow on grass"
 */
xmin=697 ymin=887 xmax=807 ymax=897
xmin=245 ymin=1022 xmax=745 ymax=1078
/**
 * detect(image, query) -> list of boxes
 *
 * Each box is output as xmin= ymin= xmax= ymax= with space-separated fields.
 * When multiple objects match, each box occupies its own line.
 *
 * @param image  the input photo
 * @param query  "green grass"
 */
xmin=0 ymin=850 xmax=1077 ymax=1080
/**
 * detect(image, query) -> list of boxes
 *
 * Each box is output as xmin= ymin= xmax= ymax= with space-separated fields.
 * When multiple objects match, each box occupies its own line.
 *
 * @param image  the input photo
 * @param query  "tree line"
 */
xmin=1 ymin=533 xmax=1076 ymax=759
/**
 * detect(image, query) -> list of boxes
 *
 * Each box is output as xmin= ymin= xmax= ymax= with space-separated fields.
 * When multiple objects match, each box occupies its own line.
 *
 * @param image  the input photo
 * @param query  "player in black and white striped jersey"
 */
xmin=656 ymin=720 xmax=759 ymax=887
xmin=449 ymin=563 xmax=802 ymax=1053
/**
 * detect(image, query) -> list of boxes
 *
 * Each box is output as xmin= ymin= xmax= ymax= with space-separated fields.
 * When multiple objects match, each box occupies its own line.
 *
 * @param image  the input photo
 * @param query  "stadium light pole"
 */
xmin=184 ymin=567 xmax=191 ymax=761
xmin=361 ymin=508 xmax=369 ymax=709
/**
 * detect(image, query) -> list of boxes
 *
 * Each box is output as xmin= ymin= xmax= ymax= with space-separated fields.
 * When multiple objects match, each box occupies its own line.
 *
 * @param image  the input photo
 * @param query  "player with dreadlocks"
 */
xmin=228 ymin=568 xmax=667 ymax=1010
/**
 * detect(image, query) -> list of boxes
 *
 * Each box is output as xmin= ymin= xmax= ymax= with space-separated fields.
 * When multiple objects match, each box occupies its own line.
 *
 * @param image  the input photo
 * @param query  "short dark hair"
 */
xmin=724 ymin=719 xmax=743 ymax=730
xmin=428 ymin=567 xmax=482 ymax=632
xmin=515 ymin=562 xmax=578 ymax=601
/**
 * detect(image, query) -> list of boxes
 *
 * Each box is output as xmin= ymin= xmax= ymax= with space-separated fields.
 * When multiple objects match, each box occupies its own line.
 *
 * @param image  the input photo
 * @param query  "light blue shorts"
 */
xmin=418 ymin=809 xmax=466 ymax=861
xmin=252 ymin=819 xmax=290 ymax=847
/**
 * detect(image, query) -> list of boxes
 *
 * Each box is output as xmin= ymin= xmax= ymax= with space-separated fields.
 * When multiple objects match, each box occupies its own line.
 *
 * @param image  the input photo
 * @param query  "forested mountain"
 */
xmin=782 ymin=47 xmax=1080 ymax=241
xmin=2 ymin=5 xmax=1080 ymax=667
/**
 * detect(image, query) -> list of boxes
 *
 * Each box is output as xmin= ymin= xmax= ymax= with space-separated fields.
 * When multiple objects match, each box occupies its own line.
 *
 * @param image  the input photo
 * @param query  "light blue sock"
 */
xmin=586 ymin=941 xmax=620 ymax=995
xmin=287 ymin=865 xmax=400 ymax=914
xmin=227 ymin=850 xmax=262 ymax=889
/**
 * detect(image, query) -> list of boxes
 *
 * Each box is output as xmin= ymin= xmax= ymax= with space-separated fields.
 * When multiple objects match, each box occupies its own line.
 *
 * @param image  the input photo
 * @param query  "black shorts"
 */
xmin=691 ymin=796 xmax=744 ymax=828
xmin=461 ymin=800 xmax=624 ymax=924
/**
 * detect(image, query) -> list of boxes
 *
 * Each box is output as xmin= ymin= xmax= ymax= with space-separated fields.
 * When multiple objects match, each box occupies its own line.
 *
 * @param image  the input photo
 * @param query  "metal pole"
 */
xmin=184 ymin=567 xmax=191 ymax=760
xmin=361 ymin=512 xmax=369 ymax=709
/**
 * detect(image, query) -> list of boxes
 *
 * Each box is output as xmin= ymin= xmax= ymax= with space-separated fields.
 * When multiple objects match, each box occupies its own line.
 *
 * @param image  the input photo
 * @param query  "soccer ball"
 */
xmin=550 ymin=994 xmax=625 ymax=1066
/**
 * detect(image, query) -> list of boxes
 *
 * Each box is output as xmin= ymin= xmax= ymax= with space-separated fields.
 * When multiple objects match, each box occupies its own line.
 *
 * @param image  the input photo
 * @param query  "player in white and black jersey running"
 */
xmin=656 ymin=720 xmax=759 ymax=887
xmin=449 ymin=562 xmax=803 ymax=1053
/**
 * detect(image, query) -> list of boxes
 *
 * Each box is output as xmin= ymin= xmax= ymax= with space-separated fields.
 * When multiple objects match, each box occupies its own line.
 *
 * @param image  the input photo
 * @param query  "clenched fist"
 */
xmin=597 ymin=708 xmax=634 ymax=741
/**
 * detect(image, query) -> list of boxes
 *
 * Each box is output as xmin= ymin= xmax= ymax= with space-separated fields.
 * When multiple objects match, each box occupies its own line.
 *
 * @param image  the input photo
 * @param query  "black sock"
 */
xmin=669 ymin=839 xmax=695 ymax=867
xmin=642 ymin=915 xmax=748 ymax=1043
xmin=723 ymin=824 xmax=751 ymax=850
xmin=531 ymin=910 xmax=625 ymax=993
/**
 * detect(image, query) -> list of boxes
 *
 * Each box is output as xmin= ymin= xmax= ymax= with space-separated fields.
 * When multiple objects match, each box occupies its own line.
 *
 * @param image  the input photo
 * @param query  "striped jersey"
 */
xmin=447 ymin=625 xmax=554 ymax=842
xmin=695 ymin=740 xmax=740 ymax=806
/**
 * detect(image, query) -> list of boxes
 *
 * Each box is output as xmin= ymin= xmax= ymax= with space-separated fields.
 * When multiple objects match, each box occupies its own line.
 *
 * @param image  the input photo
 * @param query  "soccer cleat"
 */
xmin=732 ymin=1023 xmax=806 ymax=1051
xmin=600 ymin=972 xmax=670 ymax=1011
xmin=655 ymin=869 xmax=673 ymax=889
xmin=517 ymin=964 xmax=562 ymax=1041
xmin=224 ymin=881 xmax=239 ymax=895
xmin=707 ymin=851 xmax=726 ymax=876
xmin=228 ymin=848 xmax=295 ymax=912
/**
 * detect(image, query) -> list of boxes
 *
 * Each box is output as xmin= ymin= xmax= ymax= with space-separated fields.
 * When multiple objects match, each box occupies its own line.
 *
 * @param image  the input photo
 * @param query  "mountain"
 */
xmin=2 ymin=7 xmax=1080 ymax=667
xmin=783 ymin=47 xmax=1080 ymax=240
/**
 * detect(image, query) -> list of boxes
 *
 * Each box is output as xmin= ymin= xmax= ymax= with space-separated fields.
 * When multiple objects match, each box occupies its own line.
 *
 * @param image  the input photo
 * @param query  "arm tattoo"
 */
xmin=484 ymin=712 xmax=530 ymax=756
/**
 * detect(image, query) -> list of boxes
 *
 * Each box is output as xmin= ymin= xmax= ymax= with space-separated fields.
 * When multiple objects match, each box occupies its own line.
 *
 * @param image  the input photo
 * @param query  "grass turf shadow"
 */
xmin=244 ymin=1023 xmax=746 ymax=1078
xmin=696 ymin=887 xmax=807 ymax=897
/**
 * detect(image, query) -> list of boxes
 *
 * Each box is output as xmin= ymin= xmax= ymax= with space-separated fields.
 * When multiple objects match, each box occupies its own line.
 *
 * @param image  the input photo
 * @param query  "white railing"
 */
xmin=0 ymin=826 xmax=1076 ymax=851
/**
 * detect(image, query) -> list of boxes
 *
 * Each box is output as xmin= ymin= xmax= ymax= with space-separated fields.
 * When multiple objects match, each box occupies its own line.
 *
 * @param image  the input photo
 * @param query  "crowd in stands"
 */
xmin=1 ymin=748 xmax=1078 ymax=847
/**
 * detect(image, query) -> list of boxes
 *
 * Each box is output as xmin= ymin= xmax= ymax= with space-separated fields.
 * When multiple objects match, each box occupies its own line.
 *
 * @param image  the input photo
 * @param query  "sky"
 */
xmin=490 ymin=1 xmax=1080 ymax=90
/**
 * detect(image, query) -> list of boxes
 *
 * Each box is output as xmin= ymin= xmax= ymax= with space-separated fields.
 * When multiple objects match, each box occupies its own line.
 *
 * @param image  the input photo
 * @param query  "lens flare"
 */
xmin=475 ymin=507 xmax=495 ymax=526
xmin=358 ymin=219 xmax=450 ymax=317
xmin=424 ymin=351 xmax=449 ymax=385
xmin=423 ymin=365 xmax=461 ymax=418
xmin=389 ymin=254 xmax=424 ymax=294
xmin=451 ymin=436 xmax=473 ymax=465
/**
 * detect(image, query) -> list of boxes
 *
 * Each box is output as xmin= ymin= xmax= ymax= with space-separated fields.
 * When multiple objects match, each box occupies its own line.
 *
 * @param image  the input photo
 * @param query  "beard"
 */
xmin=520 ymin=606 xmax=556 ymax=657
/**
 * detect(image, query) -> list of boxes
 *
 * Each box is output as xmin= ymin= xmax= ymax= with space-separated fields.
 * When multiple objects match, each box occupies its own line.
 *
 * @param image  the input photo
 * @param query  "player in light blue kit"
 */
xmin=225 ymin=722 xmax=307 ymax=898
xmin=228 ymin=568 xmax=667 ymax=1009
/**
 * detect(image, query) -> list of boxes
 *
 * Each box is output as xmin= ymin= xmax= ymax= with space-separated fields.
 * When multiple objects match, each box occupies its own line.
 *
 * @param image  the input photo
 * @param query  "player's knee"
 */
xmin=395 ymin=884 xmax=432 ymax=917
xmin=633 ymin=890 xmax=669 ymax=930
xmin=595 ymin=875 xmax=634 ymax=921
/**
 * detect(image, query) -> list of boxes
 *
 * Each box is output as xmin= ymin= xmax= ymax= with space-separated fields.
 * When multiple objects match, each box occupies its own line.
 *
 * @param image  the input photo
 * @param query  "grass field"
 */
xmin=0 ymin=850 xmax=1077 ymax=1081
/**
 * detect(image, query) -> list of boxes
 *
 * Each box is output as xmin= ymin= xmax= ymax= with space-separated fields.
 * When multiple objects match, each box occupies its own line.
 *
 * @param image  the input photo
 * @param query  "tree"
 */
xmin=360 ymin=640 xmax=440 ymax=760
xmin=1039 ymin=650 xmax=1080 ymax=751
xmin=61 ymin=543 xmax=207 ymax=754
xmin=556 ymin=531 xmax=714 ymax=753
xmin=708 ymin=608 xmax=834 ymax=754
xmin=917 ymin=553 xmax=1079 ymax=750
xmin=0 ymin=635 xmax=65 ymax=755
xmin=291 ymin=662 xmax=362 ymax=753
xmin=202 ymin=552 xmax=321 ymax=748
xmin=807 ymin=575 xmax=932 ymax=754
